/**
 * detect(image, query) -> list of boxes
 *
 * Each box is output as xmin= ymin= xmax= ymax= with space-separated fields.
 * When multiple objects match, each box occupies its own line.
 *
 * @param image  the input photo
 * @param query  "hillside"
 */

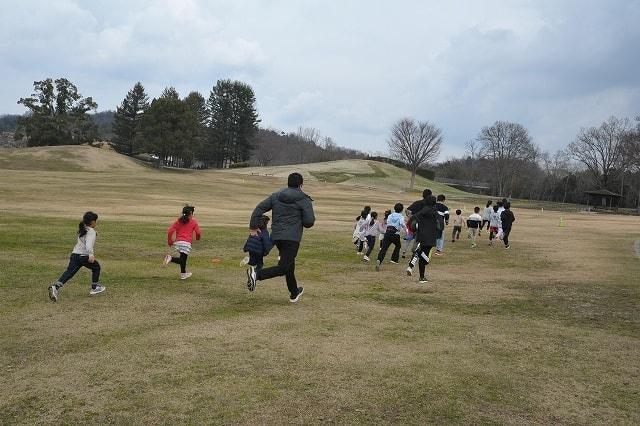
xmin=223 ymin=160 xmax=471 ymax=196
xmin=0 ymin=145 xmax=146 ymax=172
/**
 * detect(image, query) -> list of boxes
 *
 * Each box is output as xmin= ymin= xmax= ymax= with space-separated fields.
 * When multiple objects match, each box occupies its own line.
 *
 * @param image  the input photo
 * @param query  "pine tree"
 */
xmin=205 ymin=80 xmax=259 ymax=168
xmin=112 ymin=82 xmax=149 ymax=155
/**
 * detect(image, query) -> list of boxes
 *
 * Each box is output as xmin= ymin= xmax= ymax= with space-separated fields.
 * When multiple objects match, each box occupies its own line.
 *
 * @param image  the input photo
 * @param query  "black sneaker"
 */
xmin=290 ymin=287 xmax=304 ymax=303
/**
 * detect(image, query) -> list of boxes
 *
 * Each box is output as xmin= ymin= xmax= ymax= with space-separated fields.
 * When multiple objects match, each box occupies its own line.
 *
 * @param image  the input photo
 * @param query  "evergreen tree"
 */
xmin=16 ymin=78 xmax=98 ymax=146
xmin=205 ymin=80 xmax=259 ymax=168
xmin=112 ymin=82 xmax=149 ymax=155
xmin=183 ymin=91 xmax=208 ymax=166
xmin=137 ymin=87 xmax=192 ymax=167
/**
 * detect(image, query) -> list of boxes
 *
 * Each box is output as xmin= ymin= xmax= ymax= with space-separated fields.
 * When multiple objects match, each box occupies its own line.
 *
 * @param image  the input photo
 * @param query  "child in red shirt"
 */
xmin=163 ymin=205 xmax=201 ymax=279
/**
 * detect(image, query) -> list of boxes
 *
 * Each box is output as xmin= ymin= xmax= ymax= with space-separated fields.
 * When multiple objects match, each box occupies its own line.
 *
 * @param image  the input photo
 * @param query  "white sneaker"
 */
xmin=375 ymin=260 xmax=381 ymax=271
xmin=240 ymin=255 xmax=250 ymax=266
xmin=89 ymin=284 xmax=106 ymax=295
xmin=246 ymin=266 xmax=257 ymax=291
xmin=389 ymin=260 xmax=398 ymax=264
xmin=180 ymin=272 xmax=192 ymax=280
xmin=419 ymin=277 xmax=428 ymax=284
xmin=406 ymin=267 xmax=413 ymax=276
xmin=162 ymin=254 xmax=172 ymax=267
xmin=363 ymin=255 xmax=370 ymax=262
xmin=48 ymin=284 xmax=59 ymax=302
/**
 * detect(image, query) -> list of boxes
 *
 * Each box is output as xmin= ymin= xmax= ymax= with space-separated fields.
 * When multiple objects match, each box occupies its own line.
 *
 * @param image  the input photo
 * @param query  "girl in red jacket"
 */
xmin=163 ymin=205 xmax=201 ymax=279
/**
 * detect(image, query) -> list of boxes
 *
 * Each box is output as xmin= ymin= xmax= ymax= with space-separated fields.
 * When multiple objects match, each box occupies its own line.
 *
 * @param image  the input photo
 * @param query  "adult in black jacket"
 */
xmin=406 ymin=195 xmax=438 ymax=282
xmin=247 ymin=173 xmax=315 ymax=302
xmin=500 ymin=202 xmax=515 ymax=249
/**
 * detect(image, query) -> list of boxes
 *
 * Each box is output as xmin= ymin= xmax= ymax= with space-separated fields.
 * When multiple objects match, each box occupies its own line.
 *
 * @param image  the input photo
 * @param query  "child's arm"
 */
xmin=86 ymin=229 xmax=97 ymax=262
xmin=167 ymin=222 xmax=177 ymax=246
xmin=193 ymin=219 xmax=202 ymax=241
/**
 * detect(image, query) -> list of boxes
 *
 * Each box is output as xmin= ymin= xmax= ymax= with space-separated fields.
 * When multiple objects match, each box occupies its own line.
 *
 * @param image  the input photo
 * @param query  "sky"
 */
xmin=1 ymin=0 xmax=639 ymax=159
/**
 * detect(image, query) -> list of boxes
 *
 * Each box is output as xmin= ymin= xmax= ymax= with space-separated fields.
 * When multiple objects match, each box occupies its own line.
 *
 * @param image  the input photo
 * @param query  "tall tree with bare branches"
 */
xmin=387 ymin=118 xmax=442 ymax=190
xmin=568 ymin=116 xmax=630 ymax=189
xmin=476 ymin=121 xmax=538 ymax=196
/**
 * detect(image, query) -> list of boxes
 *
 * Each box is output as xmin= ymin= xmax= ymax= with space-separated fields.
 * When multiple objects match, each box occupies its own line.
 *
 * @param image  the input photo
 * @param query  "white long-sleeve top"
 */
xmin=72 ymin=227 xmax=97 ymax=256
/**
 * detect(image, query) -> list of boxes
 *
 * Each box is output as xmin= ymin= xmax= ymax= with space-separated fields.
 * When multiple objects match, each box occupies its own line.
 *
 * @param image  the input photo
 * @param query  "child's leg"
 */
xmin=377 ymin=235 xmax=391 ymax=262
xmin=503 ymin=229 xmax=510 ymax=246
xmin=451 ymin=227 xmax=456 ymax=242
xmin=56 ymin=254 xmax=83 ymax=287
xmin=365 ymin=236 xmax=376 ymax=257
xmin=80 ymin=258 xmax=101 ymax=286
xmin=390 ymin=235 xmax=401 ymax=262
xmin=357 ymin=239 xmax=364 ymax=253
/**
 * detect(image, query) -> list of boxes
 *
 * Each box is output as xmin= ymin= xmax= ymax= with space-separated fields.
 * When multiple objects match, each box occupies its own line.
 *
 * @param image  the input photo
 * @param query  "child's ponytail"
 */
xmin=78 ymin=211 xmax=98 ymax=237
xmin=180 ymin=205 xmax=195 ymax=224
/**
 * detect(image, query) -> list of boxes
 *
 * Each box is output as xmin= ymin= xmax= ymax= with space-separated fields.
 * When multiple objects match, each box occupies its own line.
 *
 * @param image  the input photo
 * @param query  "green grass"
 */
xmin=1 ymin=146 xmax=639 ymax=424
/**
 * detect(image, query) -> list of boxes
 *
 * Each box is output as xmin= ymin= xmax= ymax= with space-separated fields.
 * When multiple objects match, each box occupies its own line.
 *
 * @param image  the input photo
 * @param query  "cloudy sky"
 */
xmin=2 ymin=0 xmax=639 ymax=158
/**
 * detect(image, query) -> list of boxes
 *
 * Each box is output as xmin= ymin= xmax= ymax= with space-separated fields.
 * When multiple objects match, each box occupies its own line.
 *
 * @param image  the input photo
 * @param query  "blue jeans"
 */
xmin=436 ymin=235 xmax=445 ymax=252
xmin=58 ymin=253 xmax=101 ymax=286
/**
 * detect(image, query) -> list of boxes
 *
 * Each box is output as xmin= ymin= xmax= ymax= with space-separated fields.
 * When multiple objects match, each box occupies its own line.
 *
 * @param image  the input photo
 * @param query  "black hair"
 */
xmin=180 ymin=205 xmax=195 ymax=224
xmin=502 ymin=198 xmax=508 ymax=204
xmin=384 ymin=209 xmax=392 ymax=220
xmin=288 ymin=172 xmax=303 ymax=188
xmin=78 ymin=211 xmax=98 ymax=237
xmin=486 ymin=200 xmax=492 ymax=208
xmin=422 ymin=188 xmax=432 ymax=199
xmin=455 ymin=209 xmax=462 ymax=215
xmin=394 ymin=203 xmax=403 ymax=213
xmin=425 ymin=195 xmax=436 ymax=206
xmin=497 ymin=201 xmax=504 ymax=208
xmin=436 ymin=194 xmax=446 ymax=202
xmin=493 ymin=205 xmax=499 ymax=212
xmin=474 ymin=206 xmax=480 ymax=213
xmin=505 ymin=202 xmax=511 ymax=209
xmin=258 ymin=215 xmax=270 ymax=228
xmin=363 ymin=206 xmax=371 ymax=214
xmin=369 ymin=211 xmax=378 ymax=226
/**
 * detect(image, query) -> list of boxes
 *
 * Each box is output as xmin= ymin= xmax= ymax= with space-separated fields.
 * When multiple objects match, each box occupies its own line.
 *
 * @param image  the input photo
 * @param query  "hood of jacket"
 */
xmin=277 ymin=187 xmax=310 ymax=204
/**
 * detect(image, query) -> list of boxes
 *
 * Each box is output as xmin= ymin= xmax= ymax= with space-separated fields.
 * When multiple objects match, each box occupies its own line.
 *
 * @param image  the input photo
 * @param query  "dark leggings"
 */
xmin=171 ymin=252 xmax=188 ymax=273
xmin=58 ymin=253 xmax=101 ymax=286
xmin=408 ymin=244 xmax=433 ymax=278
xmin=503 ymin=228 xmax=511 ymax=246
xmin=356 ymin=240 xmax=364 ymax=253
xmin=365 ymin=235 xmax=376 ymax=257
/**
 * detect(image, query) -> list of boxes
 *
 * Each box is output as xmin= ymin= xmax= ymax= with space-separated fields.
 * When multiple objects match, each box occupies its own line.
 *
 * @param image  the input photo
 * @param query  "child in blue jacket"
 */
xmin=243 ymin=215 xmax=274 ymax=291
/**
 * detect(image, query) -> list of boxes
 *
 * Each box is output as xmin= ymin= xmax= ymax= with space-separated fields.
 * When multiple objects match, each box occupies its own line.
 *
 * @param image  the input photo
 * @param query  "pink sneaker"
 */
xmin=162 ymin=254 xmax=171 ymax=267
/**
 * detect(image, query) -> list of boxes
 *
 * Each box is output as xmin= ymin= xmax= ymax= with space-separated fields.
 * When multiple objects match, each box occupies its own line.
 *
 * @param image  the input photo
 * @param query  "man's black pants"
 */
xmin=257 ymin=240 xmax=299 ymax=297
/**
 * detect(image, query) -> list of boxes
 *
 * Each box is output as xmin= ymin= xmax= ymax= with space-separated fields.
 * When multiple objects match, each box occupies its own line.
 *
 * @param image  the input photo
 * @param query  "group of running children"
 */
xmin=351 ymin=193 xmax=516 ymax=283
xmin=47 ymin=194 xmax=515 ymax=301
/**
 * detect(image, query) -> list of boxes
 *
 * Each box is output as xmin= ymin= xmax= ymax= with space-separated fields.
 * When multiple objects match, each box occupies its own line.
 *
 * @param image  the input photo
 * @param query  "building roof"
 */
xmin=585 ymin=189 xmax=622 ymax=197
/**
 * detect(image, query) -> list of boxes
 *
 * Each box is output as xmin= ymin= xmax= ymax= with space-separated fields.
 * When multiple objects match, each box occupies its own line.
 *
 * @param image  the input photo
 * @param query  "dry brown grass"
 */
xmin=1 ymin=147 xmax=639 ymax=424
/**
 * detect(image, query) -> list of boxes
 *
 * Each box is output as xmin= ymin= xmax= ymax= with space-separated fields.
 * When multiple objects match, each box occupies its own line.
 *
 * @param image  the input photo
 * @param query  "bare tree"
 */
xmin=568 ymin=116 xmax=630 ymax=189
xmin=476 ymin=121 xmax=538 ymax=196
xmin=388 ymin=118 xmax=442 ymax=190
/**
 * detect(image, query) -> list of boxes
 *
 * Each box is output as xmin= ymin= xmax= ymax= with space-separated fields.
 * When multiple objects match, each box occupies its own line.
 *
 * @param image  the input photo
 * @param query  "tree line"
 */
xmin=432 ymin=117 xmax=640 ymax=209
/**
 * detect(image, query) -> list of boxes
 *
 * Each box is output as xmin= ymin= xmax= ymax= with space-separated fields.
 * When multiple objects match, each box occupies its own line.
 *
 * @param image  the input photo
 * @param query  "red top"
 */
xmin=167 ymin=218 xmax=201 ymax=246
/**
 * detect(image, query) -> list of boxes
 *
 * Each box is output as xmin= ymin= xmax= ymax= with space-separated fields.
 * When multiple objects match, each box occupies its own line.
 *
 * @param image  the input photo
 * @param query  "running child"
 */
xmin=488 ymin=205 xmax=501 ymax=247
xmin=402 ymin=211 xmax=418 ymax=258
xmin=378 ymin=209 xmax=391 ymax=249
xmin=48 ymin=211 xmax=105 ymax=302
xmin=243 ymin=215 xmax=274 ymax=291
xmin=353 ymin=206 xmax=371 ymax=255
xmin=376 ymin=203 xmax=405 ymax=271
xmin=406 ymin=195 xmax=438 ymax=283
xmin=163 ymin=205 xmax=201 ymax=279
xmin=500 ymin=202 xmax=516 ymax=249
xmin=481 ymin=200 xmax=493 ymax=236
xmin=467 ymin=207 xmax=483 ymax=248
xmin=360 ymin=211 xmax=379 ymax=262
xmin=451 ymin=209 xmax=464 ymax=242
xmin=435 ymin=194 xmax=450 ymax=255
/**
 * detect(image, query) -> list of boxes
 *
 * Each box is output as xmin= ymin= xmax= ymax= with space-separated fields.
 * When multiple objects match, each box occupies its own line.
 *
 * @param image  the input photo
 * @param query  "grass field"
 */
xmin=1 ymin=146 xmax=639 ymax=424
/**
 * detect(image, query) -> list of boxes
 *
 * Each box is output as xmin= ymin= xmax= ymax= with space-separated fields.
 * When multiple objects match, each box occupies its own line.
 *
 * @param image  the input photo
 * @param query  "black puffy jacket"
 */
xmin=250 ymin=187 xmax=315 ymax=242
